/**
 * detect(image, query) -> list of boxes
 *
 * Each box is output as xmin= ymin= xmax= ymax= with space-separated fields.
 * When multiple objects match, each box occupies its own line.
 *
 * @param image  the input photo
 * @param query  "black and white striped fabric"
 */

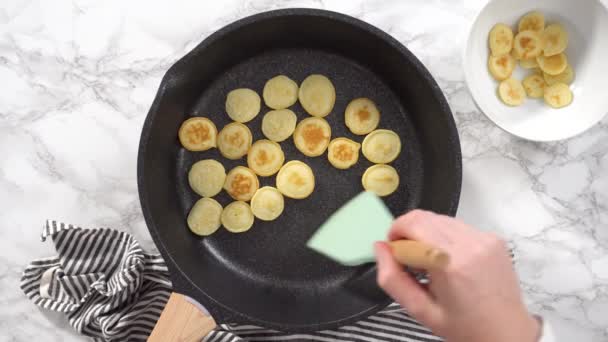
xmin=20 ymin=221 xmax=172 ymax=341
xmin=21 ymin=220 xmax=442 ymax=342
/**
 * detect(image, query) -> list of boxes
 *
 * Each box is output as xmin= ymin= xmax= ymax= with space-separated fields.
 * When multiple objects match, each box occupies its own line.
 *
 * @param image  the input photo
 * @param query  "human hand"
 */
xmin=374 ymin=210 xmax=540 ymax=342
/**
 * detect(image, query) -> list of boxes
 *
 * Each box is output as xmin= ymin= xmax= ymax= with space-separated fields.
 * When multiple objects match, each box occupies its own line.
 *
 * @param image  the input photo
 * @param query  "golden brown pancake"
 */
xmin=293 ymin=117 xmax=331 ymax=157
xmin=178 ymin=117 xmax=217 ymax=151
xmin=224 ymin=166 xmax=259 ymax=201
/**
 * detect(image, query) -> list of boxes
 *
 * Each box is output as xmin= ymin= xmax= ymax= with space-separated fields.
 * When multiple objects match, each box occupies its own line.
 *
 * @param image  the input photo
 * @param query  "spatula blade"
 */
xmin=306 ymin=191 xmax=394 ymax=266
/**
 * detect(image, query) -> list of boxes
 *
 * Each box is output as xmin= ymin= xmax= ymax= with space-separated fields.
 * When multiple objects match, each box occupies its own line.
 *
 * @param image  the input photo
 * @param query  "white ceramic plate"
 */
xmin=464 ymin=0 xmax=608 ymax=141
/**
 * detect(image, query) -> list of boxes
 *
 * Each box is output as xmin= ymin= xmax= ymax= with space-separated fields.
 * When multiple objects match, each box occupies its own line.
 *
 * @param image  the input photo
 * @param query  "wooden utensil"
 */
xmin=307 ymin=191 xmax=450 ymax=269
xmin=386 ymin=240 xmax=449 ymax=270
xmin=148 ymin=293 xmax=216 ymax=342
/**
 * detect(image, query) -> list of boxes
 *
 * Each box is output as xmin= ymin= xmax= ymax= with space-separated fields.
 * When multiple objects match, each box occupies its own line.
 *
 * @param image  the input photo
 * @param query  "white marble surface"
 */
xmin=1 ymin=0 xmax=607 ymax=341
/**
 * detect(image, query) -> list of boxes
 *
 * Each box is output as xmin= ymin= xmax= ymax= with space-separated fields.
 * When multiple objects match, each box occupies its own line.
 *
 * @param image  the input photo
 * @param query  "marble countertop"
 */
xmin=2 ymin=0 xmax=607 ymax=341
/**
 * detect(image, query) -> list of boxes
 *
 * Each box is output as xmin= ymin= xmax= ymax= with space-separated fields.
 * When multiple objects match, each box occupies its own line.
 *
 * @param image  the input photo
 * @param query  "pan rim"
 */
xmin=137 ymin=7 xmax=461 ymax=332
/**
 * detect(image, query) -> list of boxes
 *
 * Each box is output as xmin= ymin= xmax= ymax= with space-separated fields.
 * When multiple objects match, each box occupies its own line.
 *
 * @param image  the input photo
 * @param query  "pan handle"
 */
xmin=148 ymin=292 xmax=217 ymax=342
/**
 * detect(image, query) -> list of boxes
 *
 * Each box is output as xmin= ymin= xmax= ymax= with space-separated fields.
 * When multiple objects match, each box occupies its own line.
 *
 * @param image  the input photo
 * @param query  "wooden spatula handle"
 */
xmin=148 ymin=292 xmax=216 ymax=342
xmin=388 ymin=240 xmax=449 ymax=270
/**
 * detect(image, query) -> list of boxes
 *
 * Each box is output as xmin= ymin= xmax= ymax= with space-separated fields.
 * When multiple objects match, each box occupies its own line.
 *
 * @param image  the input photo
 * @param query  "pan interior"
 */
xmin=139 ymin=9 xmax=461 ymax=331
xmin=175 ymin=47 xmax=423 ymax=323
xmin=178 ymin=47 xmax=422 ymax=285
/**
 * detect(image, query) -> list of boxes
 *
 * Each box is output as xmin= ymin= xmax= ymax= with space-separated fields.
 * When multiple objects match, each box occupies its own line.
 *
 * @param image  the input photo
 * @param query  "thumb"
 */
xmin=374 ymin=241 xmax=444 ymax=328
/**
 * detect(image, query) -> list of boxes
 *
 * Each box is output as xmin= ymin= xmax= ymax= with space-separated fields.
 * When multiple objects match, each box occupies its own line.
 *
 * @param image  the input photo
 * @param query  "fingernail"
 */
xmin=374 ymin=242 xmax=386 ymax=264
xmin=374 ymin=241 xmax=383 ymax=253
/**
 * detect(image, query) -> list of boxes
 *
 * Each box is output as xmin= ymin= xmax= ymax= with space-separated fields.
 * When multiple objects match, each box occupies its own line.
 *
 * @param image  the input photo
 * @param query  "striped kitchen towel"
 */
xmin=21 ymin=220 xmax=442 ymax=342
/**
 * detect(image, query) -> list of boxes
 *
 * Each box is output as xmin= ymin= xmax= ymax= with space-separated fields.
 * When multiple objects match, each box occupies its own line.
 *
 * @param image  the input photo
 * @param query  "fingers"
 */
xmin=388 ymin=210 xmax=483 ymax=248
xmin=375 ymin=242 xmax=444 ymax=328
xmin=388 ymin=210 xmax=453 ymax=247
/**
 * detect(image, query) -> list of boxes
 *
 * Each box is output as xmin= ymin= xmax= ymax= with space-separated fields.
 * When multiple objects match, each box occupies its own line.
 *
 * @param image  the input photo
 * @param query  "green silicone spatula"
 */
xmin=307 ymin=191 xmax=449 ymax=270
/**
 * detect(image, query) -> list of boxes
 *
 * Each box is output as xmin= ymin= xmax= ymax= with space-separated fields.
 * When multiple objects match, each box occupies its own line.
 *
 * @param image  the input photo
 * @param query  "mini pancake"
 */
xmin=261 ymin=109 xmax=298 ymax=142
xmin=362 ymin=129 xmax=401 ymax=164
xmin=489 ymin=23 xmax=514 ymax=57
xmin=221 ymin=201 xmax=254 ymax=233
xmin=250 ymin=186 xmax=285 ymax=221
xmin=298 ymin=74 xmax=336 ymax=117
xmin=217 ymin=122 xmax=253 ymax=160
xmin=276 ymin=160 xmax=315 ymax=199
xmin=488 ymin=53 xmax=516 ymax=81
xmin=513 ymin=30 xmax=542 ymax=60
xmin=518 ymin=11 xmax=545 ymax=33
xmin=293 ymin=117 xmax=331 ymax=157
xmin=522 ymin=73 xmax=546 ymax=99
xmin=542 ymin=24 xmax=568 ymax=57
xmin=327 ymin=138 xmax=361 ymax=170
xmin=188 ymin=159 xmax=226 ymax=197
xmin=178 ymin=117 xmax=217 ymax=151
xmin=344 ymin=98 xmax=380 ymax=135
xmin=362 ymin=164 xmax=399 ymax=197
xmin=224 ymin=166 xmax=259 ymax=201
xmin=537 ymin=53 xmax=568 ymax=76
xmin=263 ymin=75 xmax=299 ymax=109
xmin=544 ymin=83 xmax=573 ymax=108
xmin=247 ymin=139 xmax=285 ymax=176
xmin=498 ymin=78 xmax=526 ymax=106
xmin=225 ymin=88 xmax=261 ymax=123
xmin=543 ymin=64 xmax=574 ymax=86
xmin=187 ymin=198 xmax=223 ymax=236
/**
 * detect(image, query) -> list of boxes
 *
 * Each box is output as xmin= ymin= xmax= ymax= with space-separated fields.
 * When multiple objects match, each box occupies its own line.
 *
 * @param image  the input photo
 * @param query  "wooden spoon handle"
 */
xmin=388 ymin=240 xmax=450 ymax=270
xmin=148 ymin=292 xmax=216 ymax=342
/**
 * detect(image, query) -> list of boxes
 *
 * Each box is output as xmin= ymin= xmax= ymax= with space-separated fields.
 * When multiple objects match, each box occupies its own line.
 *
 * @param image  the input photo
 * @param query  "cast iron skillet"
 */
xmin=138 ymin=8 xmax=461 ymax=335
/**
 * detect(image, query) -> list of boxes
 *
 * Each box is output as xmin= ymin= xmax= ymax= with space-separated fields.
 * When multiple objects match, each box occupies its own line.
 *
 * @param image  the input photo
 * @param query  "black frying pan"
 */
xmin=137 ymin=8 xmax=461 ymax=338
